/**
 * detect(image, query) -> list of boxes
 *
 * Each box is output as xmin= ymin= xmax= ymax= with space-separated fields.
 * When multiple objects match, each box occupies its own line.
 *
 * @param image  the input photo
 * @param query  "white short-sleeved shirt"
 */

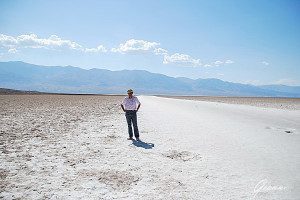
xmin=121 ymin=96 xmax=140 ymax=110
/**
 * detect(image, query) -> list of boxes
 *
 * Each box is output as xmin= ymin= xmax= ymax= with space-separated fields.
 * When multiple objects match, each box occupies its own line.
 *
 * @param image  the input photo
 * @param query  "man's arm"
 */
xmin=121 ymin=104 xmax=125 ymax=112
xmin=136 ymin=97 xmax=141 ymax=111
xmin=136 ymin=103 xmax=141 ymax=111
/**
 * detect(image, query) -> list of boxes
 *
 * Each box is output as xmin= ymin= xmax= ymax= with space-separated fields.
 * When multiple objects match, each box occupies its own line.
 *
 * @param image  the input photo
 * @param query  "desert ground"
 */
xmin=159 ymin=95 xmax=300 ymax=110
xmin=1 ymin=94 xmax=299 ymax=199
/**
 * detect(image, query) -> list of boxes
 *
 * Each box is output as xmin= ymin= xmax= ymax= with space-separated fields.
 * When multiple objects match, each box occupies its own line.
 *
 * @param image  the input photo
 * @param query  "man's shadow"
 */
xmin=132 ymin=139 xmax=154 ymax=149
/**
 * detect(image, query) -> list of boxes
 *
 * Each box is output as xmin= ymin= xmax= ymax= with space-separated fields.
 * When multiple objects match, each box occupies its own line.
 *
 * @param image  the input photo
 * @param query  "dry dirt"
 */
xmin=0 ymin=94 xmax=134 ymax=199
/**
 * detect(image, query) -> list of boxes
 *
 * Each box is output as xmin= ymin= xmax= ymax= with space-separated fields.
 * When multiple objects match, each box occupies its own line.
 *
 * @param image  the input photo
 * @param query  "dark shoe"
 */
xmin=127 ymin=137 xmax=133 ymax=140
xmin=135 ymin=137 xmax=140 ymax=141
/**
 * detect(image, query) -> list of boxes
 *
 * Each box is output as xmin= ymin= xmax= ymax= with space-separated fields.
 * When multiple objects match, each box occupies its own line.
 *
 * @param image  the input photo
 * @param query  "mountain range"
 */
xmin=0 ymin=61 xmax=299 ymax=97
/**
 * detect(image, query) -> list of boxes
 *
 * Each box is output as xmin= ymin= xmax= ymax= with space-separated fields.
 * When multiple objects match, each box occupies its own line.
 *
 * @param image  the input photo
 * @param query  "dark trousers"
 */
xmin=125 ymin=110 xmax=139 ymax=138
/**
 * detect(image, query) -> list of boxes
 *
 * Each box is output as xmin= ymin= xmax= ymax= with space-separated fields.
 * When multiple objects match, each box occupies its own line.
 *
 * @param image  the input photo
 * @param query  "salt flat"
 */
xmin=138 ymin=95 xmax=300 ymax=199
xmin=1 ymin=95 xmax=299 ymax=199
xmin=160 ymin=95 xmax=300 ymax=110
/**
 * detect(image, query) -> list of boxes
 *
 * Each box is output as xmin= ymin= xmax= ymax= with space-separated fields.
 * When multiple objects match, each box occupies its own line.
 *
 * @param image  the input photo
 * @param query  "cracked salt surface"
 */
xmin=1 ymin=95 xmax=299 ymax=199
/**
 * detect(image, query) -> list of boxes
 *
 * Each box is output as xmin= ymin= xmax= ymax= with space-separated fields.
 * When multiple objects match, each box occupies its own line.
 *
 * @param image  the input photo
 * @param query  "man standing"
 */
xmin=121 ymin=89 xmax=141 ymax=140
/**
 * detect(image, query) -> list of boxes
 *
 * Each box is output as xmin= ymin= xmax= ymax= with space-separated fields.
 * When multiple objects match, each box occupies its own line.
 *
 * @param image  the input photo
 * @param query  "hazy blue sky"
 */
xmin=0 ymin=0 xmax=299 ymax=85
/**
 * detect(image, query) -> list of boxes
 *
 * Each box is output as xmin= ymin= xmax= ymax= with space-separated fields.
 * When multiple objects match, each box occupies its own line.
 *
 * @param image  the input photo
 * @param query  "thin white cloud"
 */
xmin=204 ymin=59 xmax=234 ymax=67
xmin=0 ymin=33 xmax=107 ymax=53
xmin=261 ymin=61 xmax=269 ymax=66
xmin=225 ymin=60 xmax=234 ymax=64
xmin=214 ymin=60 xmax=223 ymax=66
xmin=84 ymin=45 xmax=107 ymax=53
xmin=163 ymin=53 xmax=201 ymax=67
xmin=111 ymin=39 xmax=160 ymax=54
xmin=154 ymin=47 xmax=168 ymax=55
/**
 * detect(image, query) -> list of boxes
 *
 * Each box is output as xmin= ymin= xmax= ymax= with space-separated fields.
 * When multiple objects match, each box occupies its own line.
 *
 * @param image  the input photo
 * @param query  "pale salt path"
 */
xmin=135 ymin=95 xmax=300 ymax=199
xmin=1 ymin=95 xmax=299 ymax=199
